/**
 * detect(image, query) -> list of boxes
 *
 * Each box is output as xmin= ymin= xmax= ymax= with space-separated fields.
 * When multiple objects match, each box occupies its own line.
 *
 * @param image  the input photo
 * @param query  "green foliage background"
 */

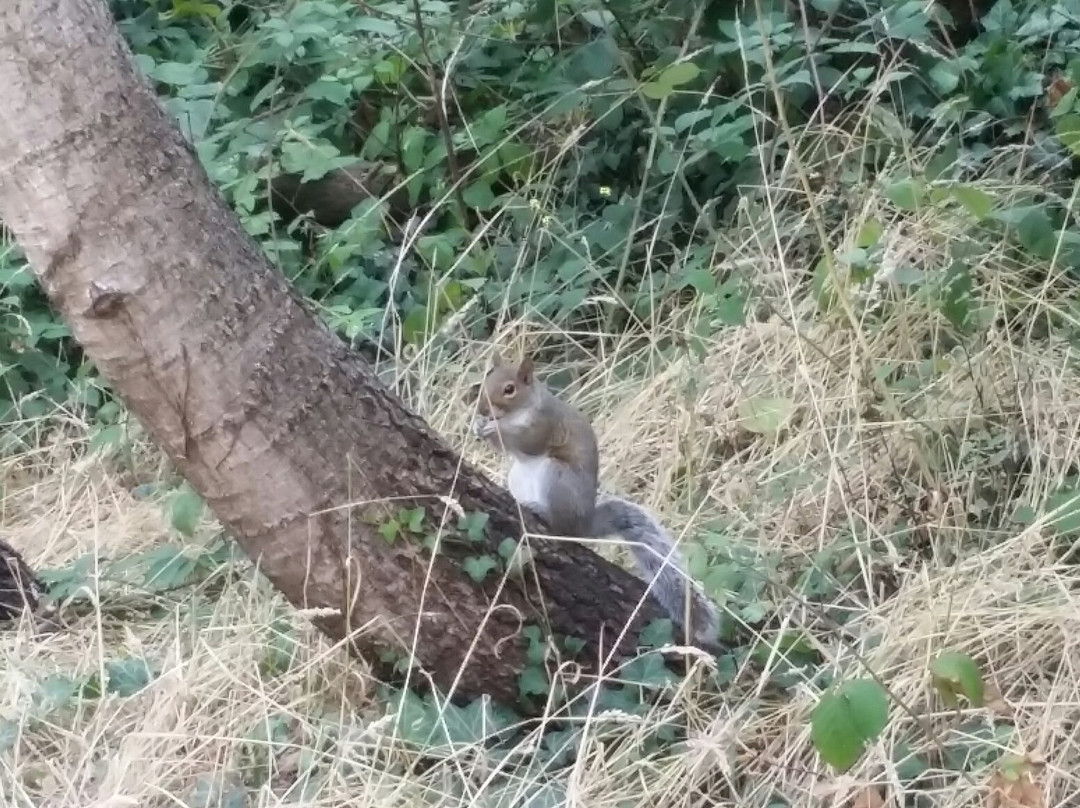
xmin=6 ymin=0 xmax=1080 ymax=435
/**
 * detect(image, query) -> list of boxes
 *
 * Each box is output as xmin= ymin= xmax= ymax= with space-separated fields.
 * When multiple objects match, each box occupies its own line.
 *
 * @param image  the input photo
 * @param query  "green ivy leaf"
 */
xmin=497 ymin=537 xmax=519 ymax=559
xmin=462 ymin=555 xmax=498 ymax=582
xmin=639 ymin=619 xmax=674 ymax=648
xmin=106 ymin=657 xmax=156 ymax=697
xmin=622 ymin=653 xmax=677 ymax=689
xmin=34 ymin=674 xmax=80 ymax=713
xmin=563 ymin=636 xmax=586 ymax=656
xmin=439 ymin=696 xmax=516 ymax=746
xmin=518 ymin=665 xmax=549 ymax=697
xmin=379 ymin=520 xmax=401 ymax=544
xmin=930 ymin=651 xmax=984 ymax=708
xmin=401 ymin=507 xmax=426 ymax=534
xmin=810 ymin=678 xmax=889 ymax=772
xmin=458 ymin=512 xmax=490 ymax=542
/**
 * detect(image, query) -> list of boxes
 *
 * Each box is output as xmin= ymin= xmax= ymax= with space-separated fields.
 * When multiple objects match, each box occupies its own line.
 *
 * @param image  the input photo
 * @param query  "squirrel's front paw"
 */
xmin=472 ymin=416 xmax=496 ymax=439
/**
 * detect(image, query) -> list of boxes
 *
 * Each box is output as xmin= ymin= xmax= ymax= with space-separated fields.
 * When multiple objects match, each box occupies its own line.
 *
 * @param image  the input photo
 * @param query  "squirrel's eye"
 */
xmin=503 ymin=383 xmax=516 ymax=396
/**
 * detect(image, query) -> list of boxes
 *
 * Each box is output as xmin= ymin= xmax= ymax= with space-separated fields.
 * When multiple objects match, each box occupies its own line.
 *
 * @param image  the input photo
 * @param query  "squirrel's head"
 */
xmin=466 ymin=354 xmax=536 ymax=418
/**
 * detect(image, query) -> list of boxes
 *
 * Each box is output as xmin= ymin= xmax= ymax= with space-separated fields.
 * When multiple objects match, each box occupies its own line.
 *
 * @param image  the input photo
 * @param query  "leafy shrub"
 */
xmin=4 ymin=0 xmax=1080 ymax=430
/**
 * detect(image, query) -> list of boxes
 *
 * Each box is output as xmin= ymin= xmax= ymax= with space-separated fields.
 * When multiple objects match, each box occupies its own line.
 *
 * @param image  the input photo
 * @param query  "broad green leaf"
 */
xmin=681 ymin=267 xmax=716 ymax=294
xmin=812 ymin=256 xmax=841 ymax=313
xmin=674 ymin=109 xmax=712 ymax=133
xmin=185 ymin=773 xmax=247 ymax=808
xmin=261 ymin=619 xmax=299 ymax=676
xmin=711 ymin=279 xmax=747 ymax=326
xmin=659 ymin=61 xmax=701 ymax=87
xmin=811 ymin=691 xmax=864 ymax=772
xmin=640 ymin=81 xmax=672 ymax=100
xmin=304 ymin=78 xmax=352 ymax=104
xmin=856 ymin=218 xmax=883 ymax=248
xmin=498 ymin=141 xmax=533 ymax=179
xmin=164 ymin=98 xmax=214 ymax=141
xmin=170 ymin=486 xmax=205 ymax=537
xmin=1045 ymin=484 xmax=1080 ymax=535
xmin=579 ymin=9 xmax=615 ymax=28
xmin=0 ymin=718 xmax=17 ymax=755
xmin=463 ymin=181 xmax=497 ymax=210
xmin=737 ymin=396 xmax=794 ymax=436
xmin=928 ymin=61 xmax=962 ymax=94
xmin=844 ymin=679 xmax=890 ymax=739
xmin=1011 ymin=505 xmax=1037 ymax=525
xmin=950 ymin=186 xmax=994 ymax=220
xmin=143 ymin=545 xmax=200 ymax=592
xmin=151 ymin=61 xmax=208 ymax=86
xmin=885 ymin=178 xmax=924 ymax=211
xmin=401 ymin=305 xmax=432 ymax=345
xmin=811 ymin=678 xmax=889 ymax=772
xmin=355 ymin=17 xmax=401 ymax=35
xmin=106 ymin=657 xmax=155 ymax=697
xmin=940 ymin=263 xmax=974 ymax=331
xmin=930 ymin=651 xmax=984 ymax=708
xmin=401 ymin=126 xmax=428 ymax=173
xmin=1056 ymin=114 xmax=1080 ymax=156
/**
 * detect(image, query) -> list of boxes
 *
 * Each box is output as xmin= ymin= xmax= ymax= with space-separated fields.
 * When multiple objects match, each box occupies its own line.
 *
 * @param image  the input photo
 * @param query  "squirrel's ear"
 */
xmin=517 ymin=355 xmax=535 ymax=385
xmin=462 ymin=382 xmax=482 ymax=405
xmin=490 ymin=351 xmax=505 ymax=368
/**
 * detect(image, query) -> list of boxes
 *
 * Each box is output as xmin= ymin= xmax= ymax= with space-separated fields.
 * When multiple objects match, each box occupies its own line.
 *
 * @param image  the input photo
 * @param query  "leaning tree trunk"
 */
xmin=0 ymin=0 xmax=669 ymax=705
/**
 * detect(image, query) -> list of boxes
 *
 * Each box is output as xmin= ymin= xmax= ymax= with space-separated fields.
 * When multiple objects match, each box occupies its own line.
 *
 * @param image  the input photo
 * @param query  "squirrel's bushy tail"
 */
xmin=592 ymin=494 xmax=721 ymax=649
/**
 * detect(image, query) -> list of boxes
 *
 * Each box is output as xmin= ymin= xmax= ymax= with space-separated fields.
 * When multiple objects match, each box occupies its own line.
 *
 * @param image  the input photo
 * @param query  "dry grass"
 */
xmin=7 ymin=155 xmax=1080 ymax=808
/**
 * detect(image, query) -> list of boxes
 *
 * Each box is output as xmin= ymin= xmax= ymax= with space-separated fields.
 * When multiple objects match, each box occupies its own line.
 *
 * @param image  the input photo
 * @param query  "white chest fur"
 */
xmin=507 ymin=455 xmax=554 ymax=519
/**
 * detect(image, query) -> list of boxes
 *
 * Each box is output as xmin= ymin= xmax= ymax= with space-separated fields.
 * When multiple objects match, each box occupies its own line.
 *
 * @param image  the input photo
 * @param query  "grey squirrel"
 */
xmin=466 ymin=354 xmax=721 ymax=649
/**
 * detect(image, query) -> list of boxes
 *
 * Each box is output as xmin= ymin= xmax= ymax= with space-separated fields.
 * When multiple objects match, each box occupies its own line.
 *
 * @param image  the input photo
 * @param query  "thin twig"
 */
xmin=411 ymin=0 xmax=468 ymax=224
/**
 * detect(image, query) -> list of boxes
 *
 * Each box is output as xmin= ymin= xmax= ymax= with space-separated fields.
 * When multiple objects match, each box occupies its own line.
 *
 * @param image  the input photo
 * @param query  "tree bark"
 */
xmin=0 ymin=539 xmax=41 ymax=623
xmin=0 ymin=0 xmax=667 ymax=706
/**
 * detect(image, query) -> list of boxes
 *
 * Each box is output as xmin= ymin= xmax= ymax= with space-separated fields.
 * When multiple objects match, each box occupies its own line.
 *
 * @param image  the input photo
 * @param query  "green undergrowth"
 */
xmin=7 ymin=0 xmax=1080 ymax=428
xmin=7 ymin=0 xmax=1080 ymax=804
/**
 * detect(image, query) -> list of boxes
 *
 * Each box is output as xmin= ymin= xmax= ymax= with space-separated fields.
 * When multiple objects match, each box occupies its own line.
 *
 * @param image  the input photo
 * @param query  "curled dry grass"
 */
xmin=7 ymin=153 xmax=1080 ymax=807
